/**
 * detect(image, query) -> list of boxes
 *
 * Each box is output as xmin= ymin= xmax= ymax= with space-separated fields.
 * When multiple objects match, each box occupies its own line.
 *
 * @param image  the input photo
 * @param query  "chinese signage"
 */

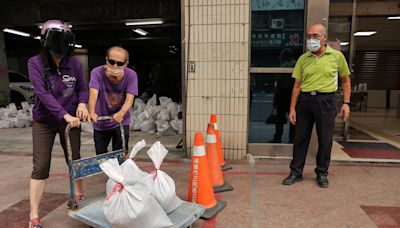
xmin=251 ymin=31 xmax=302 ymax=48
xmin=252 ymin=0 xmax=304 ymax=11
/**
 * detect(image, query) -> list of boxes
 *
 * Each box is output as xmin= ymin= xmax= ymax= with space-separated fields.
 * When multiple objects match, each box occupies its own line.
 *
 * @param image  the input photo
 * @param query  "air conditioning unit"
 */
xmin=270 ymin=19 xmax=284 ymax=29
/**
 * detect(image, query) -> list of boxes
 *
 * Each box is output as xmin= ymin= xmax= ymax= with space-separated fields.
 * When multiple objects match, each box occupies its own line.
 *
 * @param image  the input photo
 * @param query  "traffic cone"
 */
xmin=188 ymin=132 xmax=227 ymax=219
xmin=206 ymin=124 xmax=233 ymax=193
xmin=210 ymin=114 xmax=232 ymax=171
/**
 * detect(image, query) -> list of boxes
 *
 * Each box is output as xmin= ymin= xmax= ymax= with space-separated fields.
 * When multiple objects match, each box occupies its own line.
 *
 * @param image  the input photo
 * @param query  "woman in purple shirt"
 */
xmin=27 ymin=20 xmax=89 ymax=228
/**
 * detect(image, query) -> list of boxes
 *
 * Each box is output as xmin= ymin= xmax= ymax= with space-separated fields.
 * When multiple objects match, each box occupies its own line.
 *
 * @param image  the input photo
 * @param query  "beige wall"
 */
xmin=183 ymin=0 xmax=250 ymax=160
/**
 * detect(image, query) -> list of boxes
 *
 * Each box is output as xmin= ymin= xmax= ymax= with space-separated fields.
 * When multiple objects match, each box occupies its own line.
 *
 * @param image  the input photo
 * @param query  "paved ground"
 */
xmin=1 ymin=111 xmax=400 ymax=228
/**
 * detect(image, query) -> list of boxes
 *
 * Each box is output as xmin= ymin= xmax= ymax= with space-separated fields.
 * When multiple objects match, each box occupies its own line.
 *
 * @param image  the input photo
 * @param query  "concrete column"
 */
xmin=0 ymin=32 xmax=10 ymax=106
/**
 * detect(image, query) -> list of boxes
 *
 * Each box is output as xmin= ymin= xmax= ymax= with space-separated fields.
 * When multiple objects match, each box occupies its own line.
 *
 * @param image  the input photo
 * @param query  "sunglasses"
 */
xmin=107 ymin=58 xmax=126 ymax=67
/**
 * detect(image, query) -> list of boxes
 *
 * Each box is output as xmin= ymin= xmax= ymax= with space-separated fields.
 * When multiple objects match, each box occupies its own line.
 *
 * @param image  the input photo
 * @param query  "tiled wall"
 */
xmin=183 ymin=0 xmax=250 ymax=160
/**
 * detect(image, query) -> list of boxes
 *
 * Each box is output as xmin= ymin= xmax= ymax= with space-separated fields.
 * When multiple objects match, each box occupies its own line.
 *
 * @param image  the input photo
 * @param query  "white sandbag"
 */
xmin=147 ymin=142 xmax=183 ymax=214
xmin=21 ymin=102 xmax=30 ymax=111
xmin=140 ymin=119 xmax=156 ymax=134
xmin=131 ymin=115 xmax=143 ymax=131
xmin=133 ymin=98 xmax=146 ymax=113
xmin=101 ymin=158 xmax=172 ymax=228
xmin=167 ymin=102 xmax=179 ymax=120
xmin=159 ymin=96 xmax=173 ymax=108
xmin=146 ymin=94 xmax=157 ymax=107
xmin=156 ymin=120 xmax=176 ymax=136
xmin=157 ymin=108 xmax=170 ymax=121
xmin=170 ymin=118 xmax=183 ymax=135
xmin=150 ymin=106 xmax=163 ymax=121
xmin=0 ymin=120 xmax=12 ymax=128
xmin=7 ymin=103 xmax=17 ymax=113
xmin=106 ymin=140 xmax=153 ymax=195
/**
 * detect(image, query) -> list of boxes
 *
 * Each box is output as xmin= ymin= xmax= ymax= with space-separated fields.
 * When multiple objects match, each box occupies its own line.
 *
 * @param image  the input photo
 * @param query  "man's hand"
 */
xmin=64 ymin=114 xmax=81 ymax=128
xmin=289 ymin=109 xmax=296 ymax=125
xmin=112 ymin=111 xmax=125 ymax=123
xmin=340 ymin=103 xmax=350 ymax=122
xmin=76 ymin=103 xmax=89 ymax=121
xmin=89 ymin=112 xmax=98 ymax=123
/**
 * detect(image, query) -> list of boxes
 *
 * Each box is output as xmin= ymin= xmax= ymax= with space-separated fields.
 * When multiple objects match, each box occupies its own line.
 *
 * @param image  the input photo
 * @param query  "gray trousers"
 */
xmin=290 ymin=93 xmax=337 ymax=176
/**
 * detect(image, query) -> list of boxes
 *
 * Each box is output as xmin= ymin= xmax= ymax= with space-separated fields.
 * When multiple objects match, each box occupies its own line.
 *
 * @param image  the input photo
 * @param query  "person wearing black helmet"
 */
xmin=27 ymin=19 xmax=89 ymax=228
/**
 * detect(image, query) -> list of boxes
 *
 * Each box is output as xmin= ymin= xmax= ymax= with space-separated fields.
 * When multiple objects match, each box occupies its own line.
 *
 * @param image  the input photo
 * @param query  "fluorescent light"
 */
xmin=74 ymin=44 xmax=83 ymax=48
xmin=354 ymin=31 xmax=377 ymax=36
xmin=125 ymin=18 xmax=164 ymax=26
xmin=34 ymin=36 xmax=41 ymax=40
xmin=388 ymin=16 xmax=400 ymax=20
xmin=133 ymin=28 xmax=149 ymax=36
xmin=2 ymin=28 xmax=31 ymax=37
xmin=340 ymin=42 xmax=349 ymax=46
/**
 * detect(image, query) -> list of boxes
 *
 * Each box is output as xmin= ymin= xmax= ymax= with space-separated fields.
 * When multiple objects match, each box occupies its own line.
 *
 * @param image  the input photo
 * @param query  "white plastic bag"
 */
xmin=147 ymin=141 xmax=183 ymax=213
xmin=167 ymin=102 xmax=180 ymax=120
xmin=156 ymin=120 xmax=176 ymax=136
xmin=170 ymin=118 xmax=183 ymax=134
xmin=101 ymin=158 xmax=172 ymax=228
xmin=159 ymin=96 xmax=173 ymax=108
xmin=147 ymin=94 xmax=157 ymax=107
xmin=106 ymin=140 xmax=152 ymax=194
xmin=157 ymin=108 xmax=170 ymax=121
xmin=140 ymin=119 xmax=156 ymax=134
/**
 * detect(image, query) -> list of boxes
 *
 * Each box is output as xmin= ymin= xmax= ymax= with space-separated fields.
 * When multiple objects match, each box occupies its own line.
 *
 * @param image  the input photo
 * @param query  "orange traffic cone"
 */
xmin=188 ymin=132 xmax=227 ymax=219
xmin=206 ymin=124 xmax=233 ymax=193
xmin=210 ymin=114 xmax=232 ymax=171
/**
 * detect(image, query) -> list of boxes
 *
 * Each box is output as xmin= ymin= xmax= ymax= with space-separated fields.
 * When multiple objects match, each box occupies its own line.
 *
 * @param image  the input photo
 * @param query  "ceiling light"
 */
xmin=354 ymin=31 xmax=377 ymax=36
xmin=74 ymin=44 xmax=83 ymax=48
xmin=387 ymin=16 xmax=400 ymax=20
xmin=125 ymin=18 xmax=164 ymax=26
xmin=2 ymin=28 xmax=31 ymax=37
xmin=133 ymin=28 xmax=149 ymax=36
xmin=34 ymin=36 xmax=41 ymax=40
xmin=340 ymin=42 xmax=349 ymax=46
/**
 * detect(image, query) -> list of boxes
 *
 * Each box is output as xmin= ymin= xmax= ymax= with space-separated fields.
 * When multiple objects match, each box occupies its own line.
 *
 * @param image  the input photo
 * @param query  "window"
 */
xmin=251 ymin=0 xmax=305 ymax=67
xmin=9 ymin=72 xmax=30 ymax=83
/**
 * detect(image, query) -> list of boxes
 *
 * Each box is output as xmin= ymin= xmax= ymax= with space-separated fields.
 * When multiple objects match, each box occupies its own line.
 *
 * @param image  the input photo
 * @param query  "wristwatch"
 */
xmin=343 ymin=102 xmax=351 ymax=106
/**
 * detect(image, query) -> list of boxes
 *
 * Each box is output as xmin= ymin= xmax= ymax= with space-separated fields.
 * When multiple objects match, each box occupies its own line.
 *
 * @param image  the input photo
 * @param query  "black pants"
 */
xmin=31 ymin=121 xmax=81 ymax=179
xmin=94 ymin=125 xmax=129 ymax=155
xmin=290 ymin=93 xmax=337 ymax=176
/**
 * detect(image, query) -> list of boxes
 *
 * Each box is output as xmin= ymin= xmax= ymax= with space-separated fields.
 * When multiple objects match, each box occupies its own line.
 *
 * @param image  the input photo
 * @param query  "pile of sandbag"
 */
xmin=0 ymin=102 xmax=33 ymax=129
xmin=130 ymin=94 xmax=183 ymax=135
xmin=100 ymin=140 xmax=183 ymax=228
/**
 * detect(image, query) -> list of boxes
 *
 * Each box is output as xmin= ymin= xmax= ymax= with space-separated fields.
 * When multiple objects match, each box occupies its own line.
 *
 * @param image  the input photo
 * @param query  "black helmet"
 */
xmin=40 ymin=19 xmax=75 ymax=57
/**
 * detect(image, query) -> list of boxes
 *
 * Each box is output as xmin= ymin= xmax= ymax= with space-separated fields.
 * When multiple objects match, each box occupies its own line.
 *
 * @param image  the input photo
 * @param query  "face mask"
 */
xmin=306 ymin=38 xmax=321 ymax=52
xmin=106 ymin=67 xmax=124 ymax=75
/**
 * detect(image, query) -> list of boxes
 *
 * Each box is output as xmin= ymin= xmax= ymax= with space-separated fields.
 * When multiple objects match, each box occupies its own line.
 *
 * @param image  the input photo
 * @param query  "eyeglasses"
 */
xmin=106 ymin=58 xmax=126 ymax=67
xmin=306 ymin=33 xmax=325 ymax=39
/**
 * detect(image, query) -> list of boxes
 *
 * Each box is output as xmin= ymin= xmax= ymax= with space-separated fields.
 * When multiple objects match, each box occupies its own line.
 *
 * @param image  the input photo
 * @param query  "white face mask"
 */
xmin=106 ymin=67 xmax=124 ymax=75
xmin=306 ymin=38 xmax=321 ymax=52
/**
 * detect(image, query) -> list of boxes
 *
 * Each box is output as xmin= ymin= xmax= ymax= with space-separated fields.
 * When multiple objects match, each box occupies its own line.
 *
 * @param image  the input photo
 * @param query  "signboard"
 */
xmin=252 ymin=0 xmax=304 ymax=11
xmin=251 ymin=31 xmax=303 ymax=48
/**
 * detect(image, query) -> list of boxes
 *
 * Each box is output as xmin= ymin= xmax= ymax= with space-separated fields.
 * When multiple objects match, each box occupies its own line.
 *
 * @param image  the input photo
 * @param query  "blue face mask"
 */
xmin=306 ymin=38 xmax=321 ymax=52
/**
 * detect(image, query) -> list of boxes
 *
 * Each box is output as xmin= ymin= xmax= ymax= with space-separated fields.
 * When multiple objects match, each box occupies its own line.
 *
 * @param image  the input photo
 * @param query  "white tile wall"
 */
xmin=184 ymin=0 xmax=250 ymax=160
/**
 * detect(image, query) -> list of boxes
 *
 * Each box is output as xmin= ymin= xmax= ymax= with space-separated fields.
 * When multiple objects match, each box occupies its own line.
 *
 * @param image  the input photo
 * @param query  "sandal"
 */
xmin=29 ymin=218 xmax=42 ymax=228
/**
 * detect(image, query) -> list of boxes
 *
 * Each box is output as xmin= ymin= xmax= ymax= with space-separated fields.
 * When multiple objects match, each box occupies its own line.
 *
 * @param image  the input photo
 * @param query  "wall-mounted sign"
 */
xmin=252 ymin=0 xmax=304 ymax=11
xmin=251 ymin=31 xmax=302 ymax=48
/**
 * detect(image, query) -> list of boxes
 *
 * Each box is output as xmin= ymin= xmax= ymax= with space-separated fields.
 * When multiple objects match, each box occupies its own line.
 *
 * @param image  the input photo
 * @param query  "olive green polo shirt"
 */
xmin=292 ymin=45 xmax=351 ymax=93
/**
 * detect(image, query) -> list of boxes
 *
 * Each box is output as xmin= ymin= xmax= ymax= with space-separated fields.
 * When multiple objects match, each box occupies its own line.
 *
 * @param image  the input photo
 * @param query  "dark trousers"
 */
xmin=31 ymin=121 xmax=81 ymax=179
xmin=290 ymin=93 xmax=337 ymax=176
xmin=94 ymin=125 xmax=129 ymax=155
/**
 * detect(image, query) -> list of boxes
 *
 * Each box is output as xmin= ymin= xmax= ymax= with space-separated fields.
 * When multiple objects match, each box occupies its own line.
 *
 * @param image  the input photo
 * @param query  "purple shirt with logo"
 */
xmin=28 ymin=55 xmax=88 ymax=125
xmin=89 ymin=66 xmax=138 ymax=130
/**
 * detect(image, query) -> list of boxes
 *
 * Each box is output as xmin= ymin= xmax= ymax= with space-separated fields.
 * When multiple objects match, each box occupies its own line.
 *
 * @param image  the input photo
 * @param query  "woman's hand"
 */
xmin=64 ymin=114 xmax=81 ymax=128
xmin=76 ymin=103 xmax=89 ymax=121
xmin=289 ymin=109 xmax=296 ymax=125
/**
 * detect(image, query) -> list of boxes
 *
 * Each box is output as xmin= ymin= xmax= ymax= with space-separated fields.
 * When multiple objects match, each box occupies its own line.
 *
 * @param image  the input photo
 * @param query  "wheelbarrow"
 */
xmin=65 ymin=116 xmax=205 ymax=227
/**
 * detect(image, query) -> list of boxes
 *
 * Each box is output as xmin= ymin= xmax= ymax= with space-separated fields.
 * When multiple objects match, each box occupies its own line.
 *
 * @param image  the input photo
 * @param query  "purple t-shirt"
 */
xmin=28 ymin=55 xmax=88 ymax=125
xmin=89 ymin=66 xmax=138 ymax=130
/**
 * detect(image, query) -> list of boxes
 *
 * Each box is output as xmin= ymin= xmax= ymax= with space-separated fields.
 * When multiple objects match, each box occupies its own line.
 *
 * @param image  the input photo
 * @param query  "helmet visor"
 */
xmin=44 ymin=29 xmax=75 ymax=57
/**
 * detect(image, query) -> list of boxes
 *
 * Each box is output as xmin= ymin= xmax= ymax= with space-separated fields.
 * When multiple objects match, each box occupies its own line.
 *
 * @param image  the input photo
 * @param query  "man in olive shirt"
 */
xmin=282 ymin=23 xmax=351 ymax=188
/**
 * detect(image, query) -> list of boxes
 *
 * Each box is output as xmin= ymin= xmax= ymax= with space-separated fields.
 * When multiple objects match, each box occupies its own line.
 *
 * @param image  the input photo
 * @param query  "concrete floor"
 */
xmin=1 ymin=108 xmax=400 ymax=227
